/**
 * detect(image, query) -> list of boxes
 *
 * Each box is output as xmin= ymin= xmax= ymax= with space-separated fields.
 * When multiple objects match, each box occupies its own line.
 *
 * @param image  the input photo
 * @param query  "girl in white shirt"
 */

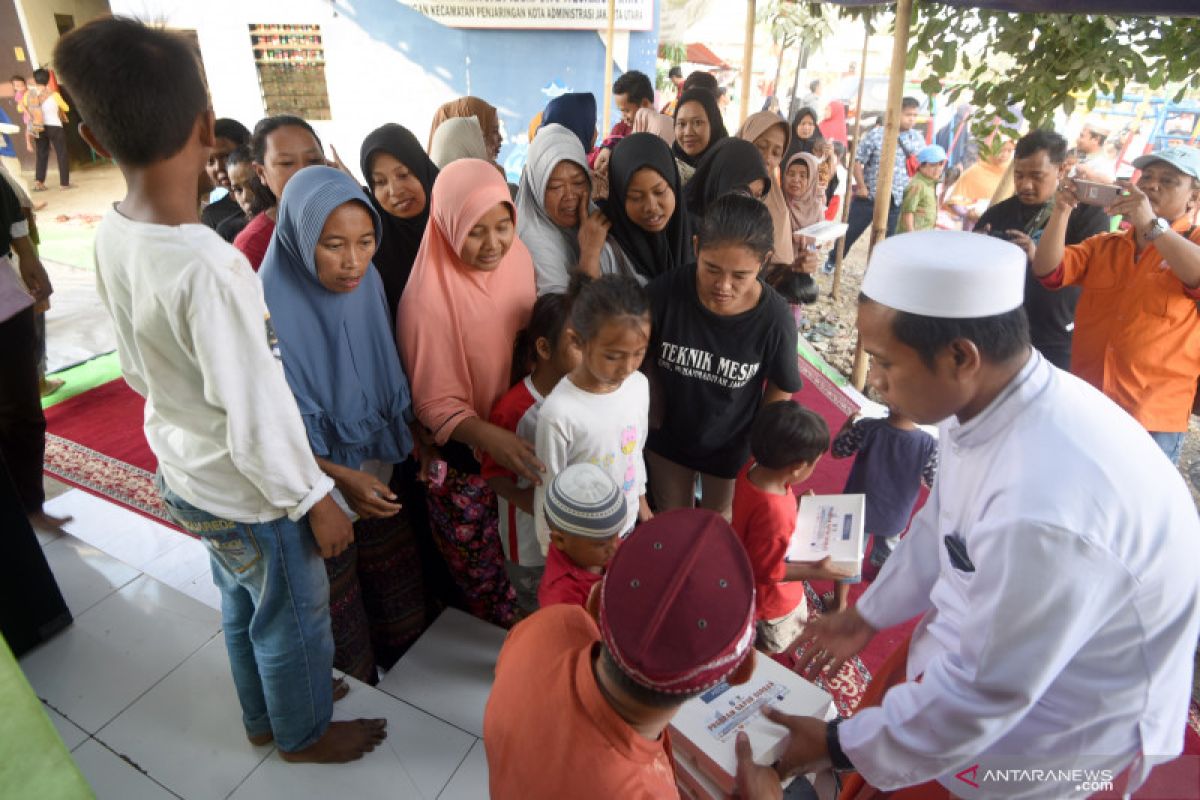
xmin=534 ymin=274 xmax=653 ymax=550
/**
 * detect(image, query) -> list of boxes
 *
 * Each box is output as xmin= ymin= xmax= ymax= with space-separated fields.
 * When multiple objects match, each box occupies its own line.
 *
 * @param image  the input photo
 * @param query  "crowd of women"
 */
xmin=197 ymin=80 xmax=840 ymax=681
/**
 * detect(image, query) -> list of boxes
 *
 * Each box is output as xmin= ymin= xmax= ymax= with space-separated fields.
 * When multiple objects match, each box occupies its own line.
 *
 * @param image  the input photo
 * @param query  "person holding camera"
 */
xmin=1032 ymin=145 xmax=1200 ymax=463
xmin=976 ymin=130 xmax=1110 ymax=370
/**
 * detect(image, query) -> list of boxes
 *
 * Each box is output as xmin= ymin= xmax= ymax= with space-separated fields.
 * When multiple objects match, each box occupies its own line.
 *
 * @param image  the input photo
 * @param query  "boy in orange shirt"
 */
xmin=732 ymin=400 xmax=854 ymax=654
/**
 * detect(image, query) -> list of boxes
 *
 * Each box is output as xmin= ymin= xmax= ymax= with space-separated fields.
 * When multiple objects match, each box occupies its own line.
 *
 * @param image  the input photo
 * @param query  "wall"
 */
xmin=15 ymin=0 xmax=111 ymax=68
xmin=107 ymin=0 xmax=659 ymax=181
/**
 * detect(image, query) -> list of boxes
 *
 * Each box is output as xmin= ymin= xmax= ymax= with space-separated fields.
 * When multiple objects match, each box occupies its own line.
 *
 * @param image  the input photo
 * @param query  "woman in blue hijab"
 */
xmin=540 ymin=91 xmax=597 ymax=155
xmin=261 ymin=165 xmax=428 ymax=683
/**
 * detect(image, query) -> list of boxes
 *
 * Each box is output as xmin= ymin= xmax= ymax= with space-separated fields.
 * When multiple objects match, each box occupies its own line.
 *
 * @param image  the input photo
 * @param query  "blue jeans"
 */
xmin=156 ymin=475 xmax=333 ymax=751
xmin=1149 ymin=431 xmax=1185 ymax=465
xmin=825 ymin=195 xmax=900 ymax=271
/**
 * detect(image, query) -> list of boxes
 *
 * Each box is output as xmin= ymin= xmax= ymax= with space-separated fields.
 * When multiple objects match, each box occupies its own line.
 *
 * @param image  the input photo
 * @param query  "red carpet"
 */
xmin=41 ymin=378 xmax=172 ymax=527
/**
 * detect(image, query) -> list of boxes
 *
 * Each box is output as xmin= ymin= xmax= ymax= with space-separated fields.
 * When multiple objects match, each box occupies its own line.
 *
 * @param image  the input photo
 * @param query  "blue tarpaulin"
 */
xmin=822 ymin=0 xmax=1199 ymax=16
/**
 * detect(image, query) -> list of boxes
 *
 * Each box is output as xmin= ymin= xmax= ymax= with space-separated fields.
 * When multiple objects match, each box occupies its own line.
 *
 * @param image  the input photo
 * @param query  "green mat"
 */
xmin=797 ymin=334 xmax=850 ymax=387
xmin=0 ymin=637 xmax=93 ymax=799
xmin=36 ymin=225 xmax=96 ymax=272
xmin=41 ymin=352 xmax=122 ymax=409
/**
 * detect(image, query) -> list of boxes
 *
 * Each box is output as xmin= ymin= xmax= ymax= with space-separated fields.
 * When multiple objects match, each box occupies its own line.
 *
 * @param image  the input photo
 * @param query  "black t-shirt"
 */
xmin=201 ymin=195 xmax=245 ymax=243
xmin=646 ymin=266 xmax=802 ymax=479
xmin=975 ymin=198 xmax=1110 ymax=370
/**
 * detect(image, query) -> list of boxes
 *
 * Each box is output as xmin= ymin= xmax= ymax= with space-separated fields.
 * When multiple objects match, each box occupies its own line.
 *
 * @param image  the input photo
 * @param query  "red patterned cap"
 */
xmin=598 ymin=509 xmax=755 ymax=695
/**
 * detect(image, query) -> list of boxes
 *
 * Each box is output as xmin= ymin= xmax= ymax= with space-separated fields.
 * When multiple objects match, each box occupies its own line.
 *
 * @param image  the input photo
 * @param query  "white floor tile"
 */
xmin=376 ymin=608 xmax=506 ymax=737
xmin=230 ymin=680 xmax=475 ymax=800
xmin=44 ymin=490 xmax=188 ymax=571
xmin=32 ymin=515 xmax=66 ymax=547
xmin=180 ymin=570 xmax=221 ymax=612
xmin=97 ymin=634 xmax=273 ymax=800
xmin=437 ymin=739 xmax=488 ymax=800
xmin=41 ymin=535 xmax=141 ymax=617
xmin=44 ymin=702 xmax=90 ymax=752
xmin=140 ymin=536 xmax=211 ymax=594
xmin=71 ymin=739 xmax=179 ymax=800
xmin=20 ymin=575 xmax=220 ymax=733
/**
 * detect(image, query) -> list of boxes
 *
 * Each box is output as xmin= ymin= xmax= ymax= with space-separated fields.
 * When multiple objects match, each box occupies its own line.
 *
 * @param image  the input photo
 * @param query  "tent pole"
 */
xmin=851 ymin=0 xmax=913 ymax=391
xmin=740 ymin=0 xmax=756 ymax=126
xmin=830 ymin=22 xmax=872 ymax=302
xmin=602 ymin=0 xmax=617 ymax=134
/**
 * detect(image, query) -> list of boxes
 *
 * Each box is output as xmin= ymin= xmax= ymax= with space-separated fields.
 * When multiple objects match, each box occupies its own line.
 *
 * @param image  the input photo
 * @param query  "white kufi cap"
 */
xmin=861 ymin=231 xmax=1025 ymax=319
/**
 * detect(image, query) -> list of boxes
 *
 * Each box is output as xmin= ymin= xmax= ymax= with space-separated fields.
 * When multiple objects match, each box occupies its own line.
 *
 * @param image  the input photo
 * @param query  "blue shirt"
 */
xmin=833 ymin=417 xmax=937 ymax=536
xmin=856 ymin=126 xmax=925 ymax=205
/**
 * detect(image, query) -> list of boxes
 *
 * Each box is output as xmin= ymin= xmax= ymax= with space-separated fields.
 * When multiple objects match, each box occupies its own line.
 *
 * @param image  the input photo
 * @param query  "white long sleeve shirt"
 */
xmin=95 ymin=209 xmax=332 ymax=523
xmin=844 ymin=352 xmax=1200 ymax=799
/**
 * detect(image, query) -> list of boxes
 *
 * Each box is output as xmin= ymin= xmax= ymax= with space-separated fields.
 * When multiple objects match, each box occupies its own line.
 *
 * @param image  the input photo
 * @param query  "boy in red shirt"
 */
xmin=537 ymin=463 xmax=626 ymax=608
xmin=733 ymin=400 xmax=854 ymax=654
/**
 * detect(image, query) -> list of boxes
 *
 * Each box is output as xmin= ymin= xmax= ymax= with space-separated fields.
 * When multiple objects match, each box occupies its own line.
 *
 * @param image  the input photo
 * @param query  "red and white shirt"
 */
xmin=481 ymin=376 xmax=546 ymax=567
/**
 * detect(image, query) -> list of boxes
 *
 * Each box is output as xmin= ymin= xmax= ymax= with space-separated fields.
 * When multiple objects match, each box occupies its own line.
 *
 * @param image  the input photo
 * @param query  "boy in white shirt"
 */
xmin=54 ymin=17 xmax=385 ymax=763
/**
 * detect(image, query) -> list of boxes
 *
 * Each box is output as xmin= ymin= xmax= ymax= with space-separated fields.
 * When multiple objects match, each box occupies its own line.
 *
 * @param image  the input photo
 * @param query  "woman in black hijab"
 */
xmin=599 ymin=132 xmax=690 ymax=282
xmin=672 ymin=88 xmax=729 ymax=177
xmin=785 ymin=106 xmax=825 ymax=158
xmin=358 ymin=123 xmax=439 ymax=323
xmin=683 ymin=138 xmax=770 ymax=233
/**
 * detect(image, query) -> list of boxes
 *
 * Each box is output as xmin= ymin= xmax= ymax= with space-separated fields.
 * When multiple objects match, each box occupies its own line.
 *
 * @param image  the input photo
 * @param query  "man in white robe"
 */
xmin=735 ymin=231 xmax=1200 ymax=800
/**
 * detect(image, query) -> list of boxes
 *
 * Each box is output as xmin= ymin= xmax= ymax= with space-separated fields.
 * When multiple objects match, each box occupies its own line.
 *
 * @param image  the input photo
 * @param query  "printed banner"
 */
xmin=405 ymin=0 xmax=654 ymax=31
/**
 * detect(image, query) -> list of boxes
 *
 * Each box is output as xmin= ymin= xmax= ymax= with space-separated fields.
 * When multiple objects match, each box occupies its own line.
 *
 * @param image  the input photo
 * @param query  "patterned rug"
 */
xmin=43 ymin=433 xmax=178 ymax=530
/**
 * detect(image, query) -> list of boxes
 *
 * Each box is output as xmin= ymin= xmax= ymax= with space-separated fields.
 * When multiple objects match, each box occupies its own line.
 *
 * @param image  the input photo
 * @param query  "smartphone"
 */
xmin=428 ymin=458 xmax=447 ymax=488
xmin=1073 ymin=179 xmax=1121 ymax=207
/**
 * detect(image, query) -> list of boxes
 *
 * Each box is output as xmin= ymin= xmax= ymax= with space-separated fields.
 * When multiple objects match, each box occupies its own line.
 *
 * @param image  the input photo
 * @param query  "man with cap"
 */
xmin=1032 ymin=145 xmax=1200 ymax=463
xmin=485 ymin=508 xmax=772 ymax=799
xmin=537 ymin=462 xmax=627 ymax=608
xmin=745 ymin=231 xmax=1200 ymax=799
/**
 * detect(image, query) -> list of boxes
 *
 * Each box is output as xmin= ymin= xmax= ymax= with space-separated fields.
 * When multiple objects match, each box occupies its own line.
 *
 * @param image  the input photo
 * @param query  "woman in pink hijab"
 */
xmin=631 ymin=107 xmax=675 ymax=146
xmin=397 ymin=159 xmax=537 ymax=627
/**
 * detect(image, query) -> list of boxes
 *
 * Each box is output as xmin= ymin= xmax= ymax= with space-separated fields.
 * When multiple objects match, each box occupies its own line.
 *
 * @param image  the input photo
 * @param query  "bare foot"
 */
xmin=40 ymin=377 xmax=65 ymax=397
xmin=29 ymin=511 xmax=73 ymax=533
xmin=245 ymin=678 xmax=352 ymax=745
xmin=279 ymin=719 xmax=387 ymax=763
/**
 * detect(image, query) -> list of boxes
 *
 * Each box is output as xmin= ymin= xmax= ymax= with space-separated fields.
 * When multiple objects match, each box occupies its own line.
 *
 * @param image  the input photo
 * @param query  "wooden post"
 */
xmin=830 ymin=23 xmax=873 ymax=302
xmin=851 ymin=0 xmax=914 ymax=391
xmin=739 ymin=0 xmax=756 ymax=126
xmin=602 ymin=0 xmax=617 ymax=134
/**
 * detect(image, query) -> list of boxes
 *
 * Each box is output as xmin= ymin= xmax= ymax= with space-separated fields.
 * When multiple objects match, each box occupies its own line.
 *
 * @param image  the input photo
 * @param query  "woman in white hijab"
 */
xmin=429 ymin=116 xmax=490 ymax=169
xmin=515 ymin=123 xmax=629 ymax=295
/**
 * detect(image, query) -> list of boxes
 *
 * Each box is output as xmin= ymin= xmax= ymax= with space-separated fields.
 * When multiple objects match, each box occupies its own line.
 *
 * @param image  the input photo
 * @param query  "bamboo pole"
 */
xmin=739 ymin=0 xmax=756 ymax=126
xmin=830 ymin=23 xmax=873 ymax=302
xmin=602 ymin=0 xmax=617 ymax=134
xmin=851 ymin=0 xmax=914 ymax=391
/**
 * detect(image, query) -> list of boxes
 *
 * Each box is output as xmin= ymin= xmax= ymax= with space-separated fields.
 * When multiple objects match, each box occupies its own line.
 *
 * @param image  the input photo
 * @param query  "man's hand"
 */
xmin=795 ymin=606 xmax=876 ymax=680
xmin=762 ymin=708 xmax=832 ymax=780
xmin=853 ymin=184 xmax=869 ymax=199
xmin=308 ymin=493 xmax=354 ymax=558
xmin=1004 ymin=230 xmax=1037 ymax=261
xmin=18 ymin=255 xmax=52 ymax=303
xmin=734 ymin=731 xmax=783 ymax=800
xmin=1105 ymin=181 xmax=1155 ymax=231
xmin=1055 ymin=176 xmax=1081 ymax=212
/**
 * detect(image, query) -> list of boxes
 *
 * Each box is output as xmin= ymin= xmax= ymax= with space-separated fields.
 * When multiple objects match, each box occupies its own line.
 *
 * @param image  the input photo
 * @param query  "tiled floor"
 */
xmin=21 ymin=488 xmax=494 ymax=799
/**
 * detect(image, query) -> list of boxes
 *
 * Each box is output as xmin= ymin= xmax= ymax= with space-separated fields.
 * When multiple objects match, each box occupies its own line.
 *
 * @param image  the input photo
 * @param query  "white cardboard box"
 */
xmin=795 ymin=221 xmax=850 ymax=245
xmin=669 ymin=654 xmax=835 ymax=795
xmin=785 ymin=493 xmax=866 ymax=572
